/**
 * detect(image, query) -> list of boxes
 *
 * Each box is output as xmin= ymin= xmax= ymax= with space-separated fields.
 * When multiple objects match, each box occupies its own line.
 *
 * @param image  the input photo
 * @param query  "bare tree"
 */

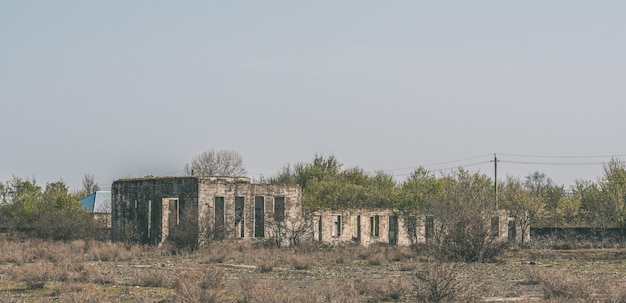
xmin=82 ymin=174 xmax=100 ymax=194
xmin=184 ymin=150 xmax=247 ymax=177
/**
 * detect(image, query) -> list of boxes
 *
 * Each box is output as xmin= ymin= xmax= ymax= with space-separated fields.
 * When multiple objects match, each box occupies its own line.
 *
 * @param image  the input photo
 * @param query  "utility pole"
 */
xmin=491 ymin=153 xmax=499 ymax=209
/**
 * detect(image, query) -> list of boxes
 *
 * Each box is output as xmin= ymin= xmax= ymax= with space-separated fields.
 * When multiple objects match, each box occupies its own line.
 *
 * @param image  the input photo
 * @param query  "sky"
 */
xmin=1 ymin=1 xmax=626 ymax=192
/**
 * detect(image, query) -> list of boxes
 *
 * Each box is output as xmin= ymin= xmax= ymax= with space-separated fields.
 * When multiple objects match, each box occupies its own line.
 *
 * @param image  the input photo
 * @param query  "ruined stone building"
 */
xmin=111 ymin=176 xmax=301 ymax=245
xmin=111 ymin=176 xmax=527 ymax=247
xmin=311 ymin=208 xmax=527 ymax=247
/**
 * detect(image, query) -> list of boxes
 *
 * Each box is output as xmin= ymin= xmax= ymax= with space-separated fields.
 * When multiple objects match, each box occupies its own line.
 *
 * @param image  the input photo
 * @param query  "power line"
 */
xmin=498 ymin=153 xmax=626 ymax=159
xmin=369 ymin=154 xmax=493 ymax=173
xmin=500 ymin=160 xmax=605 ymax=166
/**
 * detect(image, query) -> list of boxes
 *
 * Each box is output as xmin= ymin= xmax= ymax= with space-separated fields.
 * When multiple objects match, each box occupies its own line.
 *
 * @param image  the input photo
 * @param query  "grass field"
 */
xmin=0 ymin=237 xmax=624 ymax=302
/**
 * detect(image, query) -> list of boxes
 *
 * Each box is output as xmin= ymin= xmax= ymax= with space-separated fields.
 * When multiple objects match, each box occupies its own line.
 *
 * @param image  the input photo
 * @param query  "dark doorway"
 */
xmin=214 ymin=197 xmax=225 ymax=240
xmin=388 ymin=215 xmax=398 ymax=245
xmin=508 ymin=219 xmax=516 ymax=242
xmin=254 ymin=196 xmax=265 ymax=238
xmin=235 ymin=197 xmax=244 ymax=238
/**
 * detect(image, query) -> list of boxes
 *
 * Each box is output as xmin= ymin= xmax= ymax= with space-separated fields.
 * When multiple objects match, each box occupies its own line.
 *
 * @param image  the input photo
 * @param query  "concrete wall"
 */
xmin=111 ymin=177 xmax=199 ymax=245
xmin=312 ymin=209 xmax=414 ymax=247
xmin=311 ymin=209 xmax=528 ymax=247
xmin=198 ymin=179 xmax=301 ymax=242
xmin=111 ymin=176 xmax=302 ymax=246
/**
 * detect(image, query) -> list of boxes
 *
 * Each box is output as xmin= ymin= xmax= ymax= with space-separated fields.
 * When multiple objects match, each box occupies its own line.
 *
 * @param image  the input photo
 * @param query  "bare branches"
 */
xmin=185 ymin=150 xmax=247 ymax=177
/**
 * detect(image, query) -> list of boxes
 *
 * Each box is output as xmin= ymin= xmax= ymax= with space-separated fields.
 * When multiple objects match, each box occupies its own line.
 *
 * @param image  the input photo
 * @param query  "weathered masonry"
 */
xmin=311 ymin=209 xmax=528 ymax=247
xmin=111 ymin=176 xmax=301 ymax=246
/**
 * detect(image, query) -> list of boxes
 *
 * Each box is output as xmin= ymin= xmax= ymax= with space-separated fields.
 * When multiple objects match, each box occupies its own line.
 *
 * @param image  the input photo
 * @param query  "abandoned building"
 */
xmin=110 ymin=176 xmax=301 ymax=245
xmin=111 ymin=176 xmax=528 ymax=247
xmin=311 ymin=208 xmax=528 ymax=247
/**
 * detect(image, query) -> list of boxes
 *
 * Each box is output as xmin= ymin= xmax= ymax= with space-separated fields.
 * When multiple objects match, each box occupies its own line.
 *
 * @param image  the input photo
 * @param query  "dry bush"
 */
xmin=356 ymin=277 xmax=409 ymax=301
xmin=290 ymin=254 xmax=312 ymax=270
xmin=55 ymin=283 xmax=100 ymax=303
xmin=413 ymin=262 xmax=481 ymax=303
xmin=239 ymin=277 xmax=362 ymax=303
xmin=256 ymin=261 xmax=274 ymax=273
xmin=0 ymin=238 xmax=28 ymax=264
xmin=131 ymin=269 xmax=171 ymax=287
xmin=173 ymin=266 xmax=225 ymax=303
xmin=11 ymin=260 xmax=57 ymax=289
xmin=527 ymin=267 xmax=593 ymax=300
xmin=84 ymin=241 xmax=144 ymax=262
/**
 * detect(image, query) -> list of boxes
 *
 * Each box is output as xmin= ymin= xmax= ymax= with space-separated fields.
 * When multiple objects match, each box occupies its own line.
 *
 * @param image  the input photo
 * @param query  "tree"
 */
xmin=395 ymin=168 xmax=445 ymax=245
xmin=82 ymin=174 xmax=100 ymax=195
xmin=0 ymin=177 xmax=102 ymax=240
xmin=525 ymin=171 xmax=566 ymax=226
xmin=573 ymin=180 xmax=605 ymax=227
xmin=184 ymin=149 xmax=247 ymax=177
xmin=420 ymin=169 xmax=505 ymax=262
xmin=599 ymin=158 xmax=626 ymax=239
xmin=500 ymin=176 xmax=545 ymax=245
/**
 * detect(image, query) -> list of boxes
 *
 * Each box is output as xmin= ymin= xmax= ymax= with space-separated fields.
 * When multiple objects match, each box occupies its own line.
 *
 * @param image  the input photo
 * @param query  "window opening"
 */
xmin=273 ymin=197 xmax=285 ymax=222
xmin=235 ymin=197 xmax=245 ymax=238
xmin=214 ymin=197 xmax=225 ymax=240
xmin=254 ymin=196 xmax=265 ymax=238
xmin=332 ymin=215 xmax=341 ymax=237
xmin=370 ymin=215 xmax=380 ymax=237
xmin=491 ymin=216 xmax=500 ymax=238
xmin=425 ymin=216 xmax=434 ymax=241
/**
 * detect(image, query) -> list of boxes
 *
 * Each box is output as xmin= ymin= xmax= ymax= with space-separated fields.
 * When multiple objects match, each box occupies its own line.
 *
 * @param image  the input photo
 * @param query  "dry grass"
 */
xmin=0 ymin=237 xmax=625 ymax=302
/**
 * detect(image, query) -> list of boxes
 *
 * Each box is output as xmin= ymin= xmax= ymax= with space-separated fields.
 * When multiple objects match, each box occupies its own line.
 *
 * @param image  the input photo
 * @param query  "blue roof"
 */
xmin=80 ymin=191 xmax=111 ymax=213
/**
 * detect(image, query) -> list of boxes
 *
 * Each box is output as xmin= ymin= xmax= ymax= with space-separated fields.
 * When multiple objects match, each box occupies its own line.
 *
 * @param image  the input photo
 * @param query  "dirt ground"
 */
xmin=0 ymin=239 xmax=624 ymax=302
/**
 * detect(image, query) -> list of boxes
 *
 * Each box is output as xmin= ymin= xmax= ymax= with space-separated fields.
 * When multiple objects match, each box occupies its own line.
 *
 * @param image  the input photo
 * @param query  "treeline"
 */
xmin=0 ymin=176 xmax=106 ymax=240
xmin=266 ymin=155 xmax=626 ymax=234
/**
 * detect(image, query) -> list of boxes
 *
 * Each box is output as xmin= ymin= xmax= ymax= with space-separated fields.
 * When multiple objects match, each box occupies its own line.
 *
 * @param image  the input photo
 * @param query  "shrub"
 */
xmin=527 ymin=267 xmax=593 ymax=300
xmin=131 ymin=269 xmax=170 ymax=287
xmin=172 ymin=267 xmax=225 ymax=303
xmin=413 ymin=262 xmax=481 ymax=303
xmin=290 ymin=255 xmax=311 ymax=270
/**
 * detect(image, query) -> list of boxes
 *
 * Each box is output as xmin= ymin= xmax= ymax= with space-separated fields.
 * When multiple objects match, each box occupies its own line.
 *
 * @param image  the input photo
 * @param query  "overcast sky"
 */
xmin=2 ymin=1 xmax=625 ymax=191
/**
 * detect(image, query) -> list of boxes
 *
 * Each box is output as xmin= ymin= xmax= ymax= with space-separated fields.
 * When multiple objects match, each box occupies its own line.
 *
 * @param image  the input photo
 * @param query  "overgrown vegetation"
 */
xmin=0 ymin=177 xmax=107 ymax=241
xmin=267 ymin=155 xmax=626 ymax=242
xmin=0 ymin=238 xmax=624 ymax=302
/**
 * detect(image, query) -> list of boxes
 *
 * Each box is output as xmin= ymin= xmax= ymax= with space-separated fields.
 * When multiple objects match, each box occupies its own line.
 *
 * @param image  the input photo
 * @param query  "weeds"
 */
xmin=173 ymin=267 xmax=225 ymax=303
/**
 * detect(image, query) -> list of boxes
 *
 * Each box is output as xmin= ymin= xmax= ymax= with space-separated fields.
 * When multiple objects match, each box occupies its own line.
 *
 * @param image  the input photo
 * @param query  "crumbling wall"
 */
xmin=111 ymin=177 xmax=199 ymax=245
xmin=197 ymin=178 xmax=301 ymax=243
xmin=313 ymin=209 xmax=412 ymax=247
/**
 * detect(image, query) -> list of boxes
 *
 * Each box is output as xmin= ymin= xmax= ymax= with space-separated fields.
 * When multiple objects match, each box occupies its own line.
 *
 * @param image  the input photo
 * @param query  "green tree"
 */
xmin=599 ymin=158 xmax=626 ymax=238
xmin=525 ymin=172 xmax=566 ymax=226
xmin=0 ymin=177 xmax=101 ymax=240
xmin=0 ymin=182 xmax=6 ymax=205
xmin=427 ymin=169 xmax=504 ymax=262
xmin=573 ymin=180 xmax=606 ymax=227
xmin=500 ymin=176 xmax=545 ymax=245
xmin=269 ymin=155 xmax=396 ymax=209
xmin=395 ymin=168 xmax=445 ymax=244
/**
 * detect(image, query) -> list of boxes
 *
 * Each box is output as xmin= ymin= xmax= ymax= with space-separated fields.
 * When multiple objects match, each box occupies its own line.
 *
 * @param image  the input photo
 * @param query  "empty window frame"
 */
xmin=491 ymin=216 xmax=500 ymax=238
xmin=168 ymin=198 xmax=179 ymax=226
xmin=147 ymin=200 xmax=152 ymax=239
xmin=273 ymin=197 xmax=285 ymax=222
xmin=388 ymin=215 xmax=398 ymax=245
xmin=425 ymin=216 xmax=435 ymax=241
xmin=235 ymin=197 xmax=245 ymax=238
xmin=370 ymin=215 xmax=380 ymax=237
xmin=254 ymin=196 xmax=265 ymax=238
xmin=332 ymin=215 xmax=342 ymax=237
xmin=507 ymin=219 xmax=516 ymax=241
xmin=313 ymin=215 xmax=322 ymax=242
xmin=214 ymin=197 xmax=225 ymax=240
xmin=351 ymin=215 xmax=361 ymax=240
